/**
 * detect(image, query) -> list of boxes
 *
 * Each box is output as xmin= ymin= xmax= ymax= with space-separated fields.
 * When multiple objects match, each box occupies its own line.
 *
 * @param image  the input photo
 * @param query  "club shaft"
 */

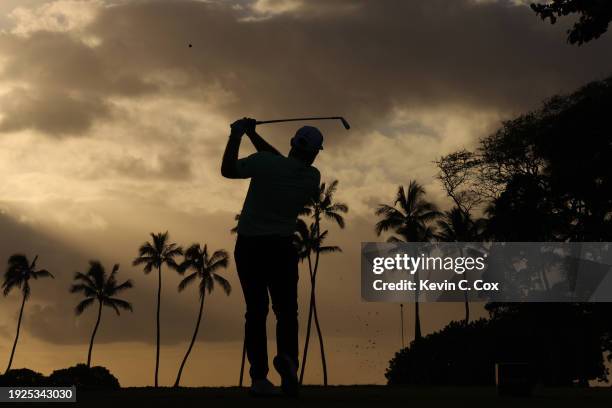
xmin=256 ymin=117 xmax=343 ymax=125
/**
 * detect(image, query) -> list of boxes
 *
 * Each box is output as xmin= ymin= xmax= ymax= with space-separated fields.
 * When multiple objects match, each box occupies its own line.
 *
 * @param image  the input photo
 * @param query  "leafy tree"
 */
xmin=440 ymin=74 xmax=612 ymax=385
xmin=70 ymin=261 xmax=133 ymax=367
xmin=133 ymin=232 xmax=182 ymax=387
xmin=439 ymin=76 xmax=612 ymax=242
xmin=375 ymin=181 xmax=440 ymax=341
xmin=2 ymin=255 xmax=53 ymax=373
xmin=299 ymin=180 xmax=347 ymax=385
xmin=173 ymin=244 xmax=231 ymax=387
xmin=436 ymin=150 xmax=486 ymax=214
xmin=531 ymin=0 xmax=612 ymax=45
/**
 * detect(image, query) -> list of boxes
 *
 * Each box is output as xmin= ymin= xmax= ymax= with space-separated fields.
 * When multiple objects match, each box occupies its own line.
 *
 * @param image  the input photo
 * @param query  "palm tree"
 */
xmin=173 ymin=244 xmax=231 ymax=387
xmin=299 ymin=180 xmax=347 ymax=385
xmin=436 ymin=207 xmax=485 ymax=324
xmin=70 ymin=261 xmax=133 ymax=367
xmin=375 ymin=181 xmax=440 ymax=341
xmin=2 ymin=255 xmax=53 ymax=373
xmin=436 ymin=207 xmax=484 ymax=242
xmin=133 ymin=231 xmax=183 ymax=387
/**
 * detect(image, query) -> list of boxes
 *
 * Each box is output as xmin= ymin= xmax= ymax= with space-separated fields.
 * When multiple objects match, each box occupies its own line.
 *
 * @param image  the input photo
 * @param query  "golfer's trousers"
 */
xmin=234 ymin=234 xmax=299 ymax=381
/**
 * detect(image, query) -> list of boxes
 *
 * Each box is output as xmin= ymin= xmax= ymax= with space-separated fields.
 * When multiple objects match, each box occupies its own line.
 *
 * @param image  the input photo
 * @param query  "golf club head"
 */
xmin=339 ymin=117 xmax=351 ymax=130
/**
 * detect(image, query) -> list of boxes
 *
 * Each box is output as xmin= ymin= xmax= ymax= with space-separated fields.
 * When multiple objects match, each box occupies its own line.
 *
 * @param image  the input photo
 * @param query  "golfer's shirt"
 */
xmin=235 ymin=151 xmax=320 ymax=237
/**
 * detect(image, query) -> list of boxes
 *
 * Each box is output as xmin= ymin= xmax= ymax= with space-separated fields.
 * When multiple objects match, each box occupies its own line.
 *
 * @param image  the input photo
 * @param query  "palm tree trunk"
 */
xmin=414 ymin=300 xmax=422 ymax=340
xmin=400 ymin=303 xmax=405 ymax=348
xmin=414 ymin=269 xmax=422 ymax=341
xmin=5 ymin=291 xmax=27 ymax=374
xmin=460 ymin=249 xmax=470 ymax=325
xmin=155 ymin=265 xmax=162 ymax=387
xmin=87 ymin=301 xmax=103 ymax=367
xmin=311 ymin=291 xmax=328 ymax=385
xmin=463 ymin=291 xmax=470 ymax=325
xmin=174 ymin=294 xmax=205 ymax=387
xmin=463 ymin=268 xmax=470 ymax=326
xmin=311 ymin=218 xmax=328 ymax=385
xmin=299 ymin=255 xmax=315 ymax=384
xmin=239 ymin=336 xmax=246 ymax=387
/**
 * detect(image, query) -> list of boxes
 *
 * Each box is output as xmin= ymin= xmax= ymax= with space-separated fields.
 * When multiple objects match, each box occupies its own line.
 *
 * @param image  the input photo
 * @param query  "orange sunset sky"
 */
xmin=1 ymin=0 xmax=612 ymax=386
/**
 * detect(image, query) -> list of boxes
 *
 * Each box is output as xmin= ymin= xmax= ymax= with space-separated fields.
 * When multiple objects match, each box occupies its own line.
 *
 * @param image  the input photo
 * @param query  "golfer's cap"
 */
xmin=291 ymin=126 xmax=324 ymax=151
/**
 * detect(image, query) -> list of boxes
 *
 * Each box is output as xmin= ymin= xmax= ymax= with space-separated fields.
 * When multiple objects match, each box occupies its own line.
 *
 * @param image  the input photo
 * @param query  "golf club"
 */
xmin=256 ymin=116 xmax=350 ymax=130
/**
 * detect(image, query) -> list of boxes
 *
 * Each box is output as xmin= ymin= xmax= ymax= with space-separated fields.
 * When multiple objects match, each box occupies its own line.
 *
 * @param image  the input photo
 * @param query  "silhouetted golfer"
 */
xmin=221 ymin=117 xmax=322 ymax=397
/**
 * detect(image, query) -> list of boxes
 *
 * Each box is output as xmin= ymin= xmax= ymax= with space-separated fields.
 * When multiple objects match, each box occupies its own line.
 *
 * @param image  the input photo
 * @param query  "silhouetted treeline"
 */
xmin=386 ymin=304 xmax=607 ymax=386
xmin=388 ymin=74 xmax=612 ymax=386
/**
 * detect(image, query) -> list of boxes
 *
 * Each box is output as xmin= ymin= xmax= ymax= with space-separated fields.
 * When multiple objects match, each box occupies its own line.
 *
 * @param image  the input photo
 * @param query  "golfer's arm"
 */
xmin=221 ymin=134 xmax=242 ymax=179
xmin=247 ymin=131 xmax=281 ymax=156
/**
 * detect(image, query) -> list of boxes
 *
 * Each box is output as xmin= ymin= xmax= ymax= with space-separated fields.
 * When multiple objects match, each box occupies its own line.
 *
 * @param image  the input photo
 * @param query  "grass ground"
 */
xmin=18 ymin=385 xmax=612 ymax=407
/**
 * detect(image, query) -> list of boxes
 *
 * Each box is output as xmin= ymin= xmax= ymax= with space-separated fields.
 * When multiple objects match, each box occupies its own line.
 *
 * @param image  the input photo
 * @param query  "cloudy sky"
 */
xmin=1 ymin=0 xmax=611 ymax=387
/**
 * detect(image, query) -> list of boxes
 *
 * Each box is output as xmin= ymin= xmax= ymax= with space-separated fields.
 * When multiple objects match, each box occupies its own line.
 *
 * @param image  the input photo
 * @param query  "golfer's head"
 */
xmin=289 ymin=126 xmax=323 ymax=165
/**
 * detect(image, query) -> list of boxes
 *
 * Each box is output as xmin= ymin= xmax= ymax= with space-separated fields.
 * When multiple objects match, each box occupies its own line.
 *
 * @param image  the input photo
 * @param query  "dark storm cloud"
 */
xmin=0 ymin=30 xmax=157 ymax=136
xmin=85 ymin=0 xmax=611 ymax=131
xmin=0 ymin=87 xmax=110 ymax=135
xmin=2 ymin=0 xmax=612 ymax=139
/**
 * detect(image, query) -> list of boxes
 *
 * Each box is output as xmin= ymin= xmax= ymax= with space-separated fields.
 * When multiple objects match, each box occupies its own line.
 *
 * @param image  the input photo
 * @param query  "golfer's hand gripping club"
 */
xmin=230 ymin=117 xmax=257 ymax=138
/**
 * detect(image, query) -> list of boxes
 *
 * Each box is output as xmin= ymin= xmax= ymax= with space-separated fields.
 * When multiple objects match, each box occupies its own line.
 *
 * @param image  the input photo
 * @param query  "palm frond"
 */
xmin=319 ymin=245 xmax=342 ymax=254
xmin=152 ymin=231 xmax=169 ymax=253
xmin=375 ymin=204 xmax=404 ymax=218
xmin=88 ymin=261 xmax=105 ymax=289
xmin=104 ymin=299 xmax=121 ymax=315
xmin=7 ymin=254 xmax=29 ymax=268
xmin=75 ymin=297 xmax=96 ymax=315
xmin=324 ymin=211 xmax=345 ymax=228
xmin=2 ymin=278 xmax=19 ymax=296
xmin=230 ymin=213 xmax=240 ymax=234
xmin=208 ymin=254 xmax=229 ymax=273
xmin=375 ymin=216 xmax=403 ymax=236
xmin=209 ymin=250 xmax=229 ymax=266
xmin=165 ymin=258 xmax=181 ymax=270
xmin=213 ymin=274 xmax=232 ymax=295
xmin=135 ymin=242 xmax=157 ymax=257
xmin=298 ymin=206 xmax=312 ymax=217
xmin=110 ymin=279 xmax=133 ymax=295
xmin=106 ymin=297 xmax=133 ymax=314
xmin=178 ymin=272 xmax=198 ymax=292
xmin=132 ymin=258 xmax=154 ymax=274
xmin=32 ymin=269 xmax=54 ymax=279
xmin=184 ymin=243 xmax=201 ymax=260
xmin=72 ymin=272 xmax=96 ymax=288
xmin=325 ymin=179 xmax=339 ymax=198
xmin=70 ymin=283 xmax=97 ymax=297
xmin=328 ymin=202 xmax=349 ymax=214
